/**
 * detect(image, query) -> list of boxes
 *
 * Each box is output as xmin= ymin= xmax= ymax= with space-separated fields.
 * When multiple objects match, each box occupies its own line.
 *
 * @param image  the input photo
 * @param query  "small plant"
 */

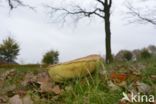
xmin=42 ymin=50 xmax=59 ymax=64
xmin=140 ymin=49 xmax=151 ymax=59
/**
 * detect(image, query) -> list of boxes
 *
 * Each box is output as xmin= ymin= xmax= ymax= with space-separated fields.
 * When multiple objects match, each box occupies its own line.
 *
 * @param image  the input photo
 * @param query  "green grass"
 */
xmin=0 ymin=58 xmax=156 ymax=104
xmin=60 ymin=77 xmax=123 ymax=104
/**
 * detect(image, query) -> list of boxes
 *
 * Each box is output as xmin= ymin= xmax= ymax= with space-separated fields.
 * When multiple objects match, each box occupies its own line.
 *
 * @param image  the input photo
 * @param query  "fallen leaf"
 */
xmin=127 ymin=74 xmax=141 ymax=82
xmin=37 ymin=72 xmax=50 ymax=84
xmin=23 ymin=95 xmax=33 ymax=104
xmin=16 ymin=89 xmax=27 ymax=97
xmin=117 ymin=81 xmax=127 ymax=87
xmin=151 ymin=75 xmax=156 ymax=80
xmin=136 ymin=81 xmax=151 ymax=94
xmin=111 ymin=72 xmax=127 ymax=83
xmin=0 ymin=69 xmax=16 ymax=80
xmin=35 ymin=72 xmax=54 ymax=93
xmin=9 ymin=95 xmax=22 ymax=104
xmin=2 ymin=84 xmax=16 ymax=96
xmin=52 ymin=85 xmax=61 ymax=95
xmin=21 ymin=73 xmax=37 ymax=86
xmin=128 ymin=83 xmax=138 ymax=95
xmin=107 ymin=81 xmax=120 ymax=91
xmin=0 ymin=96 xmax=8 ymax=103
xmin=0 ymin=79 xmax=4 ymax=88
xmin=40 ymin=82 xmax=53 ymax=93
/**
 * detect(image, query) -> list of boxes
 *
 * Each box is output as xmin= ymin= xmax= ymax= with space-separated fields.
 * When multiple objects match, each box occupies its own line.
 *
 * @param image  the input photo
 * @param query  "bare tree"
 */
xmin=126 ymin=0 xmax=156 ymax=25
xmin=47 ymin=0 xmax=113 ymax=63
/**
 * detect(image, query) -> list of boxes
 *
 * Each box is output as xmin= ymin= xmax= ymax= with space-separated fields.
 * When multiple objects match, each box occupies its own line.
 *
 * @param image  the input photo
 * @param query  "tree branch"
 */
xmin=126 ymin=1 xmax=156 ymax=25
xmin=7 ymin=0 xmax=34 ymax=10
xmin=96 ymin=0 xmax=105 ymax=6
xmin=109 ymin=0 xmax=112 ymax=8
xmin=8 ymin=0 xmax=14 ymax=9
xmin=47 ymin=5 xmax=105 ymax=20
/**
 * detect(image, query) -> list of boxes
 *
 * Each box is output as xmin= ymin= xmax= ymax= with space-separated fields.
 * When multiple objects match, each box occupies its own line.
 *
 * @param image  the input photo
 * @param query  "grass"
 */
xmin=60 ymin=76 xmax=123 ymax=104
xmin=0 ymin=57 xmax=156 ymax=104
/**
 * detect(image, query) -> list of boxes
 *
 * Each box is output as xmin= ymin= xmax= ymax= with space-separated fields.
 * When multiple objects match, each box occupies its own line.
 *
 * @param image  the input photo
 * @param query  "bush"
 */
xmin=132 ymin=49 xmax=141 ymax=61
xmin=0 ymin=37 xmax=20 ymax=64
xmin=140 ymin=49 xmax=151 ymax=59
xmin=42 ymin=50 xmax=59 ymax=64
xmin=123 ymin=51 xmax=133 ymax=61
xmin=115 ymin=50 xmax=133 ymax=61
xmin=147 ymin=45 xmax=156 ymax=54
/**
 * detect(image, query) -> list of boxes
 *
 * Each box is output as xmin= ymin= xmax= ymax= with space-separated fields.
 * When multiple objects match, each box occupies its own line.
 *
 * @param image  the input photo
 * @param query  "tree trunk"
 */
xmin=104 ymin=5 xmax=113 ymax=64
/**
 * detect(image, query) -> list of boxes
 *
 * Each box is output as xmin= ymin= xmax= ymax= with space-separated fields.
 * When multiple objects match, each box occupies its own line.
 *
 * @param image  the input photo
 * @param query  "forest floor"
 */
xmin=0 ymin=58 xmax=156 ymax=104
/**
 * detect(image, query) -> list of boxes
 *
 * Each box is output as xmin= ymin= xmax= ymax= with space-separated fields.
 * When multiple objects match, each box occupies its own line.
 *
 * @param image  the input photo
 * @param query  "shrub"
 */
xmin=132 ymin=49 xmax=141 ymax=61
xmin=123 ymin=51 xmax=133 ymax=61
xmin=147 ymin=45 xmax=156 ymax=54
xmin=140 ymin=49 xmax=151 ymax=59
xmin=115 ymin=50 xmax=133 ymax=61
xmin=42 ymin=50 xmax=59 ymax=64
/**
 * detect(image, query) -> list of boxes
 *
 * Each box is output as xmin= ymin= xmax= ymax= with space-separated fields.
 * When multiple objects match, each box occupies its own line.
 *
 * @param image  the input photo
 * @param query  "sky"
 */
xmin=0 ymin=0 xmax=156 ymax=64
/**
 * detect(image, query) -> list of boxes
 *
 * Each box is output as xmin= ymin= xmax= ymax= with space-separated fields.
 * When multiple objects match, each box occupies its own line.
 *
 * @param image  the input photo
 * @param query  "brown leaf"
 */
xmin=0 ymin=96 xmax=8 ymax=103
xmin=2 ymin=84 xmax=16 ymax=96
xmin=35 ymin=72 xmax=54 ymax=93
xmin=37 ymin=72 xmax=50 ymax=84
xmin=9 ymin=95 xmax=22 ymax=104
xmin=40 ymin=82 xmax=53 ymax=93
xmin=0 ymin=69 xmax=16 ymax=80
xmin=151 ymin=75 xmax=156 ymax=80
xmin=52 ymin=85 xmax=61 ymax=95
xmin=21 ymin=73 xmax=37 ymax=86
xmin=117 ymin=81 xmax=127 ymax=87
xmin=136 ymin=81 xmax=151 ymax=93
xmin=127 ymin=74 xmax=141 ymax=82
xmin=0 ymin=79 xmax=4 ymax=88
xmin=23 ymin=95 xmax=33 ymax=104
xmin=16 ymin=89 xmax=27 ymax=97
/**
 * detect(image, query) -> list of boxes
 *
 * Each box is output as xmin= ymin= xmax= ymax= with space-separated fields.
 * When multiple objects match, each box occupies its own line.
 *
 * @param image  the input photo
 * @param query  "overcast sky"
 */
xmin=0 ymin=0 xmax=156 ymax=64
